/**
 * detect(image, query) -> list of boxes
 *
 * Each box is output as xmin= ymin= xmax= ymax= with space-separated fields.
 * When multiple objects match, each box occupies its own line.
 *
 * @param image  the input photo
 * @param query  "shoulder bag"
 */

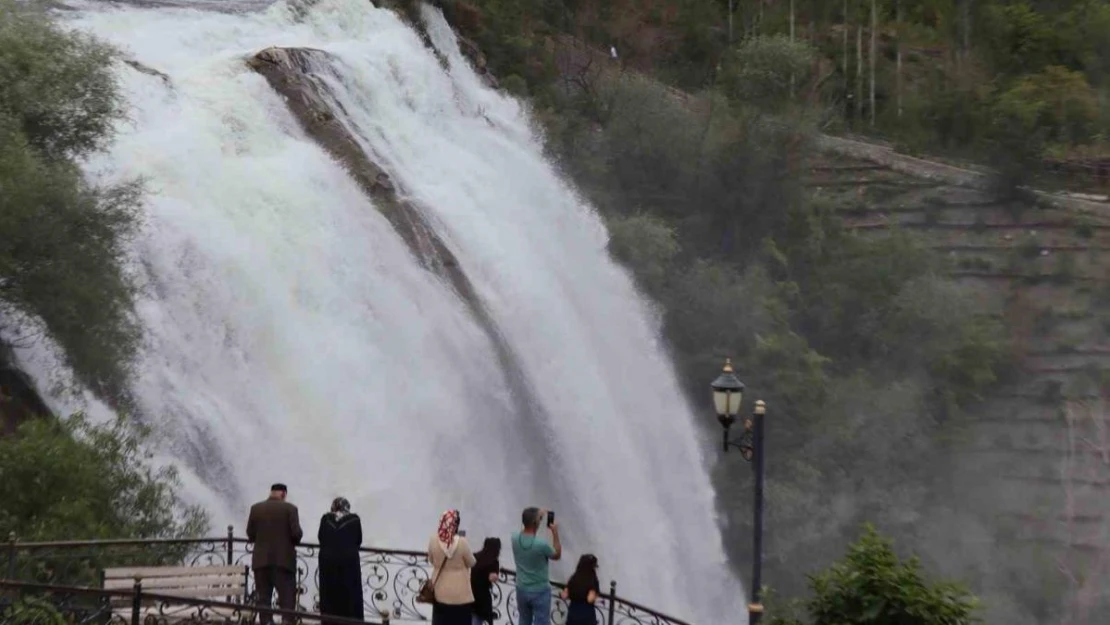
xmin=417 ymin=544 xmax=450 ymax=604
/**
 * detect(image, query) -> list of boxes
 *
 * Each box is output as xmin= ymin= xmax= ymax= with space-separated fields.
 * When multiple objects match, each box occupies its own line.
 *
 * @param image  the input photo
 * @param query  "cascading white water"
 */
xmin=21 ymin=0 xmax=743 ymax=620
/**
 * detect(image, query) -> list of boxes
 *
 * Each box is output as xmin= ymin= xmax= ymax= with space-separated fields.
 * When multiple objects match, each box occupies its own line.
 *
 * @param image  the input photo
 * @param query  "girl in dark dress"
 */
xmin=560 ymin=554 xmax=600 ymax=625
xmin=469 ymin=538 xmax=501 ymax=625
xmin=318 ymin=497 xmax=364 ymax=622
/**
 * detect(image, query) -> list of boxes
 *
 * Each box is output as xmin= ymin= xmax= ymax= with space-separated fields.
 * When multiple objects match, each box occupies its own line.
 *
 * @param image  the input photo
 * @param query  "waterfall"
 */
xmin=22 ymin=0 xmax=744 ymax=620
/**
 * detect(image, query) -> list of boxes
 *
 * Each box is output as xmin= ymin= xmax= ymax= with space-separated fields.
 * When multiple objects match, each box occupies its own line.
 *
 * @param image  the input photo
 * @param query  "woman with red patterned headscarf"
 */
xmin=427 ymin=509 xmax=476 ymax=625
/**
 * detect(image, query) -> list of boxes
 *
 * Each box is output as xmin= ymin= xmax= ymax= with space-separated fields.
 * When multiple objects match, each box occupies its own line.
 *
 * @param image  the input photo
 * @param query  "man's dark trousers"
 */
xmin=254 ymin=566 xmax=296 ymax=624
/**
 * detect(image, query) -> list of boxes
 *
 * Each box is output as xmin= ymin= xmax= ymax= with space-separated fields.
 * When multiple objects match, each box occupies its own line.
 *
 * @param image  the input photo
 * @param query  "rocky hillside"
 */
xmin=809 ymin=138 xmax=1110 ymax=621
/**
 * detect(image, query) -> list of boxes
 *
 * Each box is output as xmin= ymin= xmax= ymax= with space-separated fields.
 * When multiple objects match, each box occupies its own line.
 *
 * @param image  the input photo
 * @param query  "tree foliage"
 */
xmin=719 ymin=35 xmax=816 ymax=112
xmin=0 ymin=3 xmax=125 ymax=161
xmin=0 ymin=414 xmax=208 ymax=542
xmin=0 ymin=0 xmax=141 ymax=403
xmin=449 ymin=0 xmax=1110 ymax=184
xmin=770 ymin=525 xmax=980 ymax=625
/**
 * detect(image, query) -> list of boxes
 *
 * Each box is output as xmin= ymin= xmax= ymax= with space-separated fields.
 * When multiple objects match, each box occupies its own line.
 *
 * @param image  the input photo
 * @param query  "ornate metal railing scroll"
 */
xmin=7 ymin=534 xmax=694 ymax=625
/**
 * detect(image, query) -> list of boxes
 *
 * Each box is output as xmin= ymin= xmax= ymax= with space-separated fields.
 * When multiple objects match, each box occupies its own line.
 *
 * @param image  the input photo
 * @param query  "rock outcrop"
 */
xmin=0 ymin=345 xmax=51 ymax=435
xmin=248 ymin=47 xmax=458 ymax=277
xmin=123 ymin=59 xmax=172 ymax=86
xmin=246 ymin=45 xmax=549 ymax=440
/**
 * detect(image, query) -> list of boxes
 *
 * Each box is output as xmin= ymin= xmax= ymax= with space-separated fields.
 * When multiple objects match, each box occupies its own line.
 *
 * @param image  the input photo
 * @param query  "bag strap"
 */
xmin=430 ymin=540 xmax=455 ymax=587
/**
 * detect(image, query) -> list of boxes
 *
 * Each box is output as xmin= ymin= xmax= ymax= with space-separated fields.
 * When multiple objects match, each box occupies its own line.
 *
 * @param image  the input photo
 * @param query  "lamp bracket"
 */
xmin=722 ymin=421 xmax=754 ymax=462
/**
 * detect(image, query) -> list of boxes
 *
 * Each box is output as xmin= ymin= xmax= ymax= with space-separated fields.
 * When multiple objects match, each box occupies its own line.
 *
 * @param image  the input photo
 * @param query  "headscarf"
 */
xmin=331 ymin=497 xmax=351 ymax=519
xmin=437 ymin=509 xmax=460 ymax=559
xmin=474 ymin=537 xmax=501 ymax=573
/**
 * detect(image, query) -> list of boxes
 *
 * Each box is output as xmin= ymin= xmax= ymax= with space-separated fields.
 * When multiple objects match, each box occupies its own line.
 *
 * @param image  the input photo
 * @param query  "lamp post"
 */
xmin=711 ymin=358 xmax=767 ymax=625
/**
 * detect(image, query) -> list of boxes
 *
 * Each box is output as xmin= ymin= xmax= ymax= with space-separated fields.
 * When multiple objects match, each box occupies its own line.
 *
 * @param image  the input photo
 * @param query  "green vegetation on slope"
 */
xmin=0 ymin=0 xmax=142 ymax=404
xmin=770 ymin=525 xmax=980 ymax=625
xmin=0 ymin=414 xmax=208 ymax=542
xmin=0 ymin=0 xmax=198 ymax=559
xmin=442 ymin=0 xmax=1110 ymax=188
xmin=435 ymin=0 xmax=1027 ymax=615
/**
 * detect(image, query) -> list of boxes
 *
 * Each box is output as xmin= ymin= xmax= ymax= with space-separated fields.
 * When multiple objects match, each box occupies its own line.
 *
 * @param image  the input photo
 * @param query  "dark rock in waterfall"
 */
xmin=246 ymin=46 xmax=488 ymax=309
xmin=0 ymin=344 xmax=52 ymax=435
xmin=245 ymin=44 xmax=548 ymax=472
xmin=124 ymin=58 xmax=172 ymax=86
xmin=456 ymin=35 xmax=487 ymax=72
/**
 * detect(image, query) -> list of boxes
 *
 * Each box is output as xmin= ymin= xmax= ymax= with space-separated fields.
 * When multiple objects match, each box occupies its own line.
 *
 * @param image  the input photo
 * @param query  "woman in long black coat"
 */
xmin=469 ymin=537 xmax=501 ymax=625
xmin=318 ymin=497 xmax=364 ymax=622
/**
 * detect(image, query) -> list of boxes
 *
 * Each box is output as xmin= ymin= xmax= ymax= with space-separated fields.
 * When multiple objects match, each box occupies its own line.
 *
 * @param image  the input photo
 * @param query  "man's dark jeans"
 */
xmin=254 ymin=565 xmax=296 ymax=624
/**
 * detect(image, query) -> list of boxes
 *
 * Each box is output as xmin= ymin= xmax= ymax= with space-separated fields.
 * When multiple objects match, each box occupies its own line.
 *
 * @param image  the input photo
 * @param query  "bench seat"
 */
xmin=103 ymin=565 xmax=250 ymax=622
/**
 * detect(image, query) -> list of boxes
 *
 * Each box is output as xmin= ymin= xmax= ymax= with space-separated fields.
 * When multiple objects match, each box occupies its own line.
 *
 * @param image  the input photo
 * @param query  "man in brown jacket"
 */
xmin=246 ymin=483 xmax=303 ymax=623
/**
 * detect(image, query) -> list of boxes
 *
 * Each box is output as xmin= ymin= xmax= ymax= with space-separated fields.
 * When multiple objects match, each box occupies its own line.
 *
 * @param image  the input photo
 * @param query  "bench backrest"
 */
xmin=102 ymin=565 xmax=248 ymax=601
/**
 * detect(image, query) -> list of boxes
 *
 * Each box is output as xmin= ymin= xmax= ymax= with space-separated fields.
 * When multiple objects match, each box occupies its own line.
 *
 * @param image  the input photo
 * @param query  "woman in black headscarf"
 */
xmin=318 ymin=497 xmax=364 ymax=622
xmin=469 ymin=537 xmax=501 ymax=625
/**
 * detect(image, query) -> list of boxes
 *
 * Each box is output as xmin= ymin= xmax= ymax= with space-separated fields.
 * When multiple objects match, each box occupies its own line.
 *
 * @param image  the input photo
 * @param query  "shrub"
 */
xmin=0 ymin=414 xmax=208 ymax=542
xmin=806 ymin=526 xmax=980 ymax=625
xmin=718 ymin=35 xmax=816 ymax=113
xmin=605 ymin=213 xmax=679 ymax=295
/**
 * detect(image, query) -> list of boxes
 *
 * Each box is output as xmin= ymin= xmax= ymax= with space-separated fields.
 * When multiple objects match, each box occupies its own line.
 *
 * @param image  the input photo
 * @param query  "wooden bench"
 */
xmin=102 ymin=565 xmax=250 ymax=621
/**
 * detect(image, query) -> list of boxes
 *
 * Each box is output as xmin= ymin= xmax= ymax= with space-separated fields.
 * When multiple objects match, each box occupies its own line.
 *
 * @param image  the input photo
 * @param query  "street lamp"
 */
xmin=711 ymin=358 xmax=767 ymax=625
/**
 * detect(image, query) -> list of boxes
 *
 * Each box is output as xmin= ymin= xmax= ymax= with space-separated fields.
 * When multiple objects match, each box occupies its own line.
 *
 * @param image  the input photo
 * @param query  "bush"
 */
xmin=990 ymin=66 xmax=1097 ymax=149
xmin=597 ymin=76 xmax=703 ymax=207
xmin=805 ymin=525 xmax=980 ymax=625
xmin=2 ymin=597 xmax=66 ymax=625
xmin=0 ymin=414 xmax=208 ymax=542
xmin=605 ymin=213 xmax=679 ymax=295
xmin=883 ymin=277 xmax=1012 ymax=407
xmin=0 ymin=0 xmax=142 ymax=402
xmin=719 ymin=35 xmax=816 ymax=113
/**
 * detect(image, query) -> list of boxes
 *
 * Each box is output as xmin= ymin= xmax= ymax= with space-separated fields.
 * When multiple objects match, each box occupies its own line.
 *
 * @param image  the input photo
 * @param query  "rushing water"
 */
xmin=19 ymin=0 xmax=743 ymax=619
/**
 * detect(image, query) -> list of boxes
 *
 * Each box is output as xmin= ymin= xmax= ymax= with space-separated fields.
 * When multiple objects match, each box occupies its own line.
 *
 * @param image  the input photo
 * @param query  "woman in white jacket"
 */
xmin=428 ymin=509 xmax=476 ymax=625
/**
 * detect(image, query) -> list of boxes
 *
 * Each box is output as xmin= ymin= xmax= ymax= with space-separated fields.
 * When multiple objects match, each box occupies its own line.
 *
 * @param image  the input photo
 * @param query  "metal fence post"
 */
xmin=131 ymin=575 xmax=143 ymax=625
xmin=607 ymin=580 xmax=617 ymax=625
xmin=6 ymin=532 xmax=15 ymax=580
xmin=226 ymin=525 xmax=234 ymax=566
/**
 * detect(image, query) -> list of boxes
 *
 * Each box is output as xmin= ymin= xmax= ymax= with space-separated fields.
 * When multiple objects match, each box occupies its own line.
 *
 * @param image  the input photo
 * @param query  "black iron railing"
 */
xmin=4 ymin=531 xmax=692 ymax=625
xmin=0 ymin=579 xmax=383 ymax=625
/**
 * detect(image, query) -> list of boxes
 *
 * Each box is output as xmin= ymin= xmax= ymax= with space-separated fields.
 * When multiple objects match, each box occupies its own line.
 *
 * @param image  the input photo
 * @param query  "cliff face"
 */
xmin=807 ymin=147 xmax=1110 ymax=621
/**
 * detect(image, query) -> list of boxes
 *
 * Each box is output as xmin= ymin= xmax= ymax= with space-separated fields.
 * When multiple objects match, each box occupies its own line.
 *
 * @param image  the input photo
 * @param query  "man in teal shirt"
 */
xmin=511 ymin=507 xmax=562 ymax=625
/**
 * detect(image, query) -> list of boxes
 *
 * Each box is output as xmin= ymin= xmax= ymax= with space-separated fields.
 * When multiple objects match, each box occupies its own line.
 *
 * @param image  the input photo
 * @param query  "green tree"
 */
xmin=719 ymin=35 xmax=815 ymax=112
xmin=793 ymin=525 xmax=980 ymax=625
xmin=980 ymin=2 xmax=1069 ymax=77
xmin=0 ymin=0 xmax=141 ymax=403
xmin=994 ymin=66 xmax=1098 ymax=146
xmin=605 ymin=213 xmax=679 ymax=296
xmin=0 ymin=414 xmax=208 ymax=542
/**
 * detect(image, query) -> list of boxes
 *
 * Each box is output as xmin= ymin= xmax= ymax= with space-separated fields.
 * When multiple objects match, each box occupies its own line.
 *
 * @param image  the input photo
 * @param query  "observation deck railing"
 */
xmin=0 ymin=579 xmax=381 ymax=625
xmin=3 ymin=530 xmax=692 ymax=625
